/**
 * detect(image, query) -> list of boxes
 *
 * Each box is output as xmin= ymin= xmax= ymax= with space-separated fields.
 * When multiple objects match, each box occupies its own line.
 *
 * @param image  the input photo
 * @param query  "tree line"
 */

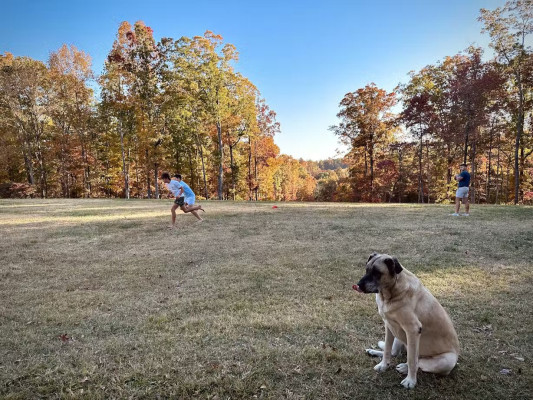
xmin=331 ymin=0 xmax=533 ymax=204
xmin=0 ymin=22 xmax=318 ymax=201
xmin=1 ymin=1 xmax=532 ymax=204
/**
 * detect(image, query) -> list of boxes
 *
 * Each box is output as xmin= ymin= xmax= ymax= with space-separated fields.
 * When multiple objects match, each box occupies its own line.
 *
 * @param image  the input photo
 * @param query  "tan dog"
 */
xmin=353 ymin=253 xmax=460 ymax=389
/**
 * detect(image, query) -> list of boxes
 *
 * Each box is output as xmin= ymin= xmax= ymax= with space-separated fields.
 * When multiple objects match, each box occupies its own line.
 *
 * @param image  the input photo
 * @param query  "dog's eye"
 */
xmin=372 ymin=270 xmax=382 ymax=279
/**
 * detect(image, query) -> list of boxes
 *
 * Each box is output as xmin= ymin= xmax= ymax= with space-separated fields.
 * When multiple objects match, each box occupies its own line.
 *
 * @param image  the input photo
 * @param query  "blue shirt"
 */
xmin=458 ymin=171 xmax=470 ymax=187
xmin=177 ymin=180 xmax=195 ymax=197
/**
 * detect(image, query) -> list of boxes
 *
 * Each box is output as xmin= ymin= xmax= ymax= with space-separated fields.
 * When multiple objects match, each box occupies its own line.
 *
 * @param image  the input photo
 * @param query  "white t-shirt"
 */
xmin=165 ymin=180 xmax=182 ymax=197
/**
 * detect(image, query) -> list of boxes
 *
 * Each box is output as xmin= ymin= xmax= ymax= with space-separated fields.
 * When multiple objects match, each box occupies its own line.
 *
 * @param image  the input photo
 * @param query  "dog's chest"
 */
xmin=376 ymin=294 xmax=400 ymax=324
xmin=375 ymin=294 xmax=386 ymax=318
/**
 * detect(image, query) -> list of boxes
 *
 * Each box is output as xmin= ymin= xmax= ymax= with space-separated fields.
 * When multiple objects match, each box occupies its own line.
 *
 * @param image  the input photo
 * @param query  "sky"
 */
xmin=1 ymin=0 xmax=507 ymax=160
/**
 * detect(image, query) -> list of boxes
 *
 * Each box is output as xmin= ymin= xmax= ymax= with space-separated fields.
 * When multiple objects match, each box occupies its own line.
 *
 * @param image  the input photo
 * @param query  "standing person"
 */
xmin=173 ymin=174 xmax=205 ymax=222
xmin=161 ymin=172 xmax=185 ymax=229
xmin=451 ymin=163 xmax=471 ymax=216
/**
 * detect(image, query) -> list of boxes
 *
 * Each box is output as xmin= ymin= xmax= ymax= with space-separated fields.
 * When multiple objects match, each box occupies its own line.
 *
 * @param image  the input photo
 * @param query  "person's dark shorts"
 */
xmin=174 ymin=196 xmax=185 ymax=206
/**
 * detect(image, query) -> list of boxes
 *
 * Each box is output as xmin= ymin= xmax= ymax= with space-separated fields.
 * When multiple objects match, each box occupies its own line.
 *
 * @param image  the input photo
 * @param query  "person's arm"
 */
xmin=456 ymin=174 xmax=463 ymax=181
xmin=176 ymin=186 xmax=184 ymax=198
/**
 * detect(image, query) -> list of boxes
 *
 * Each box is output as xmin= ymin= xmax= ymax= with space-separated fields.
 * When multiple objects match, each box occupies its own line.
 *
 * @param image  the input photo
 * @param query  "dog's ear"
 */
xmin=384 ymin=257 xmax=403 ymax=275
xmin=367 ymin=252 xmax=379 ymax=262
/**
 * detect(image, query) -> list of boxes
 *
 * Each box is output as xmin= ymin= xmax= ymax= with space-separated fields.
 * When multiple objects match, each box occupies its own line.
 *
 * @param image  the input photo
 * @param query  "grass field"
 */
xmin=1 ymin=199 xmax=532 ymax=399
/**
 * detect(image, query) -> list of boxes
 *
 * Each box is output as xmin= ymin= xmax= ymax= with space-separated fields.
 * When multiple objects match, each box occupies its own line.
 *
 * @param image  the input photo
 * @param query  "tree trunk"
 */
xmin=154 ymin=163 xmax=159 ymax=199
xmin=397 ymin=146 xmax=403 ymax=203
xmin=418 ymin=134 xmax=423 ymax=203
xmin=22 ymin=146 xmax=35 ymax=185
xmin=134 ymin=147 xmax=140 ymax=198
xmin=248 ymin=139 xmax=253 ymax=200
xmin=495 ymin=138 xmax=501 ymax=204
xmin=195 ymin=136 xmax=208 ymax=200
xmin=35 ymin=139 xmax=47 ymax=198
xmin=514 ymin=72 xmax=524 ymax=205
xmin=463 ymin=122 xmax=470 ymax=165
xmin=230 ymin=144 xmax=236 ymax=200
xmin=369 ymin=137 xmax=374 ymax=200
xmin=514 ymin=111 xmax=523 ymax=204
xmin=486 ymin=123 xmax=494 ymax=203
xmin=146 ymin=149 xmax=152 ymax=199
xmin=505 ymin=158 xmax=511 ymax=202
xmin=254 ymin=141 xmax=258 ymax=201
xmin=188 ymin=152 xmax=194 ymax=191
xmin=425 ymin=140 xmax=431 ymax=203
xmin=80 ymin=138 xmax=89 ymax=198
xmin=470 ymin=137 xmax=476 ymax=204
xmin=119 ymin=122 xmax=130 ymax=199
xmin=446 ymin=143 xmax=453 ymax=185
xmin=217 ymin=120 xmax=223 ymax=200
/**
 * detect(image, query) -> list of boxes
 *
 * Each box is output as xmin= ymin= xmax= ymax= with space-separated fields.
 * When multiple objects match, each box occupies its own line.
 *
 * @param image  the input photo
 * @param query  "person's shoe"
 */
xmin=450 ymin=213 xmax=460 ymax=216
xmin=462 ymin=213 xmax=470 ymax=216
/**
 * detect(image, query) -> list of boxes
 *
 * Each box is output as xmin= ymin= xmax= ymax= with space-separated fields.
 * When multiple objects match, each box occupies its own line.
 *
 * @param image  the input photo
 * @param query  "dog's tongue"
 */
xmin=352 ymin=284 xmax=363 ymax=293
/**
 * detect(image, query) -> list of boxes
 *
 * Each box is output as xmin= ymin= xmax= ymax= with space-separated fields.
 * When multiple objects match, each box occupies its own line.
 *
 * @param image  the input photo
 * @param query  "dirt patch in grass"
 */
xmin=1 ymin=200 xmax=532 ymax=399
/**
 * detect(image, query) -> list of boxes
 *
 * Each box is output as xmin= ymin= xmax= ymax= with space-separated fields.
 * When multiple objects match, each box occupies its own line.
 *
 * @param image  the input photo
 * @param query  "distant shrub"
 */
xmin=524 ymin=191 xmax=533 ymax=205
xmin=0 ymin=182 xmax=37 ymax=198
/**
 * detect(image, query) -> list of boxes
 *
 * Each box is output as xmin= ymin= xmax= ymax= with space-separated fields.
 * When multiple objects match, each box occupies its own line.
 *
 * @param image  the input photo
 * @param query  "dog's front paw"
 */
xmin=401 ymin=377 xmax=416 ymax=389
xmin=374 ymin=360 xmax=389 ymax=372
xmin=395 ymin=363 xmax=408 ymax=374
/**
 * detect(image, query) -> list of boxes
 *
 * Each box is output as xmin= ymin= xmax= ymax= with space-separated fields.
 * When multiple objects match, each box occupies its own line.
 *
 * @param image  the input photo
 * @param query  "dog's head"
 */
xmin=355 ymin=252 xmax=403 ymax=293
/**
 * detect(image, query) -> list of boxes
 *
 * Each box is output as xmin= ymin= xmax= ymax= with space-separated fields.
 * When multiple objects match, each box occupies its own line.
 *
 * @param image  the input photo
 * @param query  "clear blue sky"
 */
xmin=2 ymin=0 xmax=505 ymax=160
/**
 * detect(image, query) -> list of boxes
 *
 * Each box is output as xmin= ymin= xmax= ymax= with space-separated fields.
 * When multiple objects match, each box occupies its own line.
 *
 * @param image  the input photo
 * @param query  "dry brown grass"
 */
xmin=0 ymin=199 xmax=532 ymax=399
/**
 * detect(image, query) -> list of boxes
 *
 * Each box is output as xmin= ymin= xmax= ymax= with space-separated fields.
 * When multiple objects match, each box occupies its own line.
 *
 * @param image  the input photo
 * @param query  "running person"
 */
xmin=173 ymin=174 xmax=204 ymax=221
xmin=161 ymin=172 xmax=185 ymax=229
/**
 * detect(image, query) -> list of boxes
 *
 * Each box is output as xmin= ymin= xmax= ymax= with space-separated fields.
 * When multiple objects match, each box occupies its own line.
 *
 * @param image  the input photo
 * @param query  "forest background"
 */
xmin=1 ymin=0 xmax=532 ymax=204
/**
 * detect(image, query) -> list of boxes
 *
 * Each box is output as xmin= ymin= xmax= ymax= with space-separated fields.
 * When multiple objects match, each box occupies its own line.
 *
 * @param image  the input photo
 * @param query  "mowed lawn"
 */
xmin=1 ymin=200 xmax=532 ymax=400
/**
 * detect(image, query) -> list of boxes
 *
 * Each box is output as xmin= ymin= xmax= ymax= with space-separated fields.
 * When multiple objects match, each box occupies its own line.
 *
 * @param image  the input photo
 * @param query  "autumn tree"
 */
xmin=331 ymin=83 xmax=397 ymax=201
xmin=0 ymin=53 xmax=51 ymax=197
xmin=480 ymin=0 xmax=533 ymax=203
xmin=187 ymin=31 xmax=239 ymax=200
xmin=47 ymin=44 xmax=94 ymax=197
xmin=100 ymin=21 xmax=137 ymax=198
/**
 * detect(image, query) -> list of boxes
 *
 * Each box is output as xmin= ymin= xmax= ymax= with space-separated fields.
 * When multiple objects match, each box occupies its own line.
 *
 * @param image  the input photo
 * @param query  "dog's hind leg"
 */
xmin=366 ymin=338 xmax=404 ymax=357
xmin=366 ymin=347 xmax=384 ymax=357
xmin=391 ymin=338 xmax=405 ymax=357
xmin=418 ymin=352 xmax=458 ymax=376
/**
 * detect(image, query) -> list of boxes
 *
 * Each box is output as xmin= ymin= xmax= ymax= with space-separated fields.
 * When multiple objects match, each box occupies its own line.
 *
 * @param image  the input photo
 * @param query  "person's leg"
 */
xmin=169 ymin=204 xmax=179 ymax=228
xmin=190 ymin=210 xmax=203 ymax=221
xmin=455 ymin=197 xmax=461 ymax=214
xmin=464 ymin=196 xmax=470 ymax=214
xmin=182 ymin=205 xmax=205 ymax=213
xmin=182 ymin=196 xmax=203 ymax=213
